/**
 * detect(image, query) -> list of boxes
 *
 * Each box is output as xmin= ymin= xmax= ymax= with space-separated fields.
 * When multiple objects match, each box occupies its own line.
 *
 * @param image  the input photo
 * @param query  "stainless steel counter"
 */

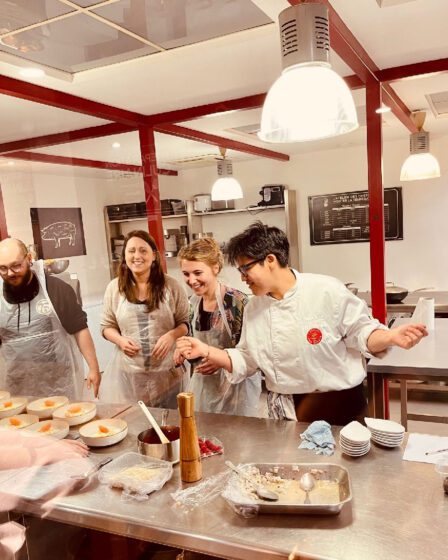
xmin=12 ymin=406 xmax=448 ymax=560
xmin=367 ymin=318 xmax=448 ymax=427
xmin=357 ymin=290 xmax=448 ymax=315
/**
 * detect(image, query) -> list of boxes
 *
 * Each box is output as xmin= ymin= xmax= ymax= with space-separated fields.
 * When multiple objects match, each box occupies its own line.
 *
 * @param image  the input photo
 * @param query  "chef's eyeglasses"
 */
xmin=236 ymin=257 xmax=265 ymax=276
xmin=0 ymin=256 xmax=28 ymax=275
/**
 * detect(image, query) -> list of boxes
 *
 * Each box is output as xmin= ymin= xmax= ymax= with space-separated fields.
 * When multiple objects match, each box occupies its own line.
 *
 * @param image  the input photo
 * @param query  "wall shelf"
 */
xmin=104 ymin=190 xmax=299 ymax=280
xmin=191 ymin=205 xmax=285 ymax=217
xmin=109 ymin=213 xmax=187 ymax=223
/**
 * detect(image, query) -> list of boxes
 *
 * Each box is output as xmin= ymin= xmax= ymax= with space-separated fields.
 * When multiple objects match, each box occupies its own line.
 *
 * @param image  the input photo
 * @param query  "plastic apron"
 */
xmin=0 ymin=261 xmax=84 ymax=400
xmin=188 ymin=283 xmax=261 ymax=416
xmin=99 ymin=290 xmax=187 ymax=407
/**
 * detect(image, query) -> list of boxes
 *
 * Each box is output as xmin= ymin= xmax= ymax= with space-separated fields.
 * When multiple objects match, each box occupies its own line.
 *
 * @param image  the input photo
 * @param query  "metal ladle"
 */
xmin=225 ymin=461 xmax=279 ymax=502
xmin=299 ymin=472 xmax=315 ymax=504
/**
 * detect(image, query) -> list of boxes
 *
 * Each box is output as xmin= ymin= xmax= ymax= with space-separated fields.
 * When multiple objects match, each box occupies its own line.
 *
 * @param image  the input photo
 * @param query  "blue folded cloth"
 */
xmin=299 ymin=420 xmax=336 ymax=456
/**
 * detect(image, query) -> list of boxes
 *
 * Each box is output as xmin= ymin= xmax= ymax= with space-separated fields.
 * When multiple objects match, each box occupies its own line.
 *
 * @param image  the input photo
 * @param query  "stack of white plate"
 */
xmin=339 ymin=421 xmax=371 ymax=457
xmin=364 ymin=417 xmax=405 ymax=447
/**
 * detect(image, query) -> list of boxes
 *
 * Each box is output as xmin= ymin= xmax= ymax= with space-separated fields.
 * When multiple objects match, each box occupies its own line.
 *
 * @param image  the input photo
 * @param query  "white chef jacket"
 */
xmin=226 ymin=270 xmax=387 ymax=394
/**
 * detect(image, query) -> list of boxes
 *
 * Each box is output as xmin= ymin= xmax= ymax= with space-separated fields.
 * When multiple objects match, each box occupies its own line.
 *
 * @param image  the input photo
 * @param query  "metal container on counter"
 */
xmin=137 ymin=425 xmax=180 ymax=463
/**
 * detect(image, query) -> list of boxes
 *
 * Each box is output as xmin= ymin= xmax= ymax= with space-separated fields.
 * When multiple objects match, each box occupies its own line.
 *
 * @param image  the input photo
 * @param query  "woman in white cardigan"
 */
xmin=100 ymin=230 xmax=189 ymax=406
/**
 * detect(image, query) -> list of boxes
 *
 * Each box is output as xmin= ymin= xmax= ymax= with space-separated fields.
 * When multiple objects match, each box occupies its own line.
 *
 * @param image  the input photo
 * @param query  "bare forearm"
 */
xmin=170 ymin=323 xmax=188 ymax=340
xmin=74 ymin=328 xmax=100 ymax=371
xmin=103 ymin=327 xmax=123 ymax=346
xmin=201 ymin=345 xmax=233 ymax=372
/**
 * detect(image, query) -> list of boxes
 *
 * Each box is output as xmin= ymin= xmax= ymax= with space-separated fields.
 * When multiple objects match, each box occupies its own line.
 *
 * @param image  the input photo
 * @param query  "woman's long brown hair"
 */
xmin=118 ymin=230 xmax=166 ymax=312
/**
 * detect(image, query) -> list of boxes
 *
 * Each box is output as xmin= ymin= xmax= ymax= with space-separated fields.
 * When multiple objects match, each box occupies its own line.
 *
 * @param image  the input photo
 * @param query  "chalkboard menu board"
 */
xmin=308 ymin=187 xmax=403 ymax=245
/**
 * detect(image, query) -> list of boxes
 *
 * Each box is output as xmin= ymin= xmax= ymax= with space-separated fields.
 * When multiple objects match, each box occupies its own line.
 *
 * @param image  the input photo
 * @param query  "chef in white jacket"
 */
xmin=176 ymin=221 xmax=428 ymax=424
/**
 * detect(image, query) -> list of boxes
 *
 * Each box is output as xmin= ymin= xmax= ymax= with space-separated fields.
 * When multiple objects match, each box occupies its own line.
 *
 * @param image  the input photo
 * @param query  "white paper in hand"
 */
xmin=411 ymin=297 xmax=435 ymax=330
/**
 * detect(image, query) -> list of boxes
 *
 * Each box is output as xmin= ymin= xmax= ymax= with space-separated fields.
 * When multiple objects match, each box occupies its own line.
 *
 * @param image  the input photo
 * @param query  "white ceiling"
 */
xmin=0 ymin=0 xmax=447 ymax=178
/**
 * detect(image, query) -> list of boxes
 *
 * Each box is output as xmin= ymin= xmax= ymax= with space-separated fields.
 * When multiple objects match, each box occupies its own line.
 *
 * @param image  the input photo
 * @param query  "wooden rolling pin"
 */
xmin=177 ymin=392 xmax=202 ymax=483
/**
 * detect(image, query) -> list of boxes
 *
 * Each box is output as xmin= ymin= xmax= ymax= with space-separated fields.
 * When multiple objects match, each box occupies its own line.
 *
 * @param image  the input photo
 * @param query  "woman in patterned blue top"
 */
xmin=178 ymin=237 xmax=261 ymax=416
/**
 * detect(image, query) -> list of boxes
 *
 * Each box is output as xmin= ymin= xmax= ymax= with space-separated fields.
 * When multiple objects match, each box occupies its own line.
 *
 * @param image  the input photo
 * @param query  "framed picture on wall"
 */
xmin=30 ymin=207 xmax=87 ymax=259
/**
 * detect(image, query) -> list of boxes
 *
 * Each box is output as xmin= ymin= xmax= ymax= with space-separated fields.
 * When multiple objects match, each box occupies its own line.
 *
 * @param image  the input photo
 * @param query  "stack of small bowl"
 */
xmin=365 ymin=417 xmax=405 ymax=447
xmin=339 ymin=421 xmax=371 ymax=457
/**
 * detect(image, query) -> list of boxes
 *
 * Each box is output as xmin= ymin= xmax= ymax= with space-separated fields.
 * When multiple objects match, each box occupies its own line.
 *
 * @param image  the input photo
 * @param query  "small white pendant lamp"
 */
xmin=258 ymin=1 xmax=358 ymax=144
xmin=400 ymin=111 xmax=441 ymax=181
xmin=211 ymin=148 xmax=243 ymax=201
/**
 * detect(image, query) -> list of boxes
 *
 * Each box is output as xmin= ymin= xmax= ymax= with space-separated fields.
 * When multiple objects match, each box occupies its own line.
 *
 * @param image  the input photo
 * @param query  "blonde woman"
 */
xmin=100 ymin=230 xmax=189 ymax=406
xmin=178 ymin=237 xmax=261 ymax=416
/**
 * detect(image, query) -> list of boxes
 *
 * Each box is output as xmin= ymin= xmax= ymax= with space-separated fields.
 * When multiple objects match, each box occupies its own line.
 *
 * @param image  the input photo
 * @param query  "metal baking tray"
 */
xmin=222 ymin=463 xmax=352 ymax=516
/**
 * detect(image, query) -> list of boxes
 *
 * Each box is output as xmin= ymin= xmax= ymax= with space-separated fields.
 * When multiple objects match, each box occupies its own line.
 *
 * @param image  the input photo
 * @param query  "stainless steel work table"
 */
xmin=357 ymin=290 xmax=448 ymax=316
xmin=367 ymin=318 xmax=448 ymax=428
xmin=10 ymin=405 xmax=448 ymax=560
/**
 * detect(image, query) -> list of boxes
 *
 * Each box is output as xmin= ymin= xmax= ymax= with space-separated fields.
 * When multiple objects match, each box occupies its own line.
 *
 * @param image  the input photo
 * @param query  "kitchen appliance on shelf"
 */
xmin=192 ymin=232 xmax=213 ymax=240
xmin=211 ymin=199 xmax=235 ymax=211
xmin=111 ymin=237 xmax=125 ymax=260
xmin=164 ymin=229 xmax=179 ymax=257
xmin=258 ymin=185 xmax=285 ymax=207
xmin=160 ymin=199 xmax=185 ymax=216
xmin=193 ymin=194 xmax=212 ymax=213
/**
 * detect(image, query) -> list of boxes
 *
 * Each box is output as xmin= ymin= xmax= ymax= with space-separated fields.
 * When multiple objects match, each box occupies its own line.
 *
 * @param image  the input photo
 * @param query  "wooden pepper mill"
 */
xmin=177 ymin=392 xmax=202 ymax=483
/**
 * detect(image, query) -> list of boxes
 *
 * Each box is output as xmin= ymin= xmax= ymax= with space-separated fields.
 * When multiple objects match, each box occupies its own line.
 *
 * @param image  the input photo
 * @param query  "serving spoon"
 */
xmin=225 ymin=461 xmax=279 ymax=502
xmin=299 ymin=472 xmax=315 ymax=504
xmin=70 ymin=456 xmax=113 ymax=482
xmin=138 ymin=401 xmax=170 ymax=444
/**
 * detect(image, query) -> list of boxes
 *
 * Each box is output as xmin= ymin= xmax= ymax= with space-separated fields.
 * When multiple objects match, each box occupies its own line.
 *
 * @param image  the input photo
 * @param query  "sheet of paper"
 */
xmin=402 ymin=433 xmax=448 ymax=464
xmin=411 ymin=297 xmax=435 ymax=330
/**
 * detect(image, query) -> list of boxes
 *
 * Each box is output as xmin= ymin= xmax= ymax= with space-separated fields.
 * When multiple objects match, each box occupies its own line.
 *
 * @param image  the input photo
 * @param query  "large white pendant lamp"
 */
xmin=211 ymin=148 xmax=243 ymax=201
xmin=258 ymin=2 xmax=358 ymax=143
xmin=400 ymin=111 xmax=441 ymax=181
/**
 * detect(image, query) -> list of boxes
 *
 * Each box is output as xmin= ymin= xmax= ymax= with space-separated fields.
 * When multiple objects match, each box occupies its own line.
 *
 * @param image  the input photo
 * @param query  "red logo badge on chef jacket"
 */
xmin=307 ymin=328 xmax=322 ymax=345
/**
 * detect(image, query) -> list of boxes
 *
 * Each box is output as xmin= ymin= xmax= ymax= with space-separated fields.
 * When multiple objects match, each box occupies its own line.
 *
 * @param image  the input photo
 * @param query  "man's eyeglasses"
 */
xmin=236 ymin=257 xmax=265 ymax=276
xmin=0 ymin=256 xmax=27 ymax=275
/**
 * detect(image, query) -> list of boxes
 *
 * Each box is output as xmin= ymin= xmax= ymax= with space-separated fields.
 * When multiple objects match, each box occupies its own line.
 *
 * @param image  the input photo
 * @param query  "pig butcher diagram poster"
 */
xmin=30 ymin=208 xmax=87 ymax=259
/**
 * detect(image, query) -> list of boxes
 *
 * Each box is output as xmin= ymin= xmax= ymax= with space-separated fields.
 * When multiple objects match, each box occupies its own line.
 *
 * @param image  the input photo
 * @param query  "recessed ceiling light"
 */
xmin=112 ymin=142 xmax=121 ymax=149
xmin=19 ymin=68 xmax=46 ymax=78
xmin=376 ymin=105 xmax=391 ymax=114
xmin=7 ymin=161 xmax=15 ymax=166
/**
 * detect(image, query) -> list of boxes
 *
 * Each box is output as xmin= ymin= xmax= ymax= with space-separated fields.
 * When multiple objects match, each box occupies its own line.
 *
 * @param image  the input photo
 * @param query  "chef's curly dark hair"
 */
xmin=226 ymin=221 xmax=289 ymax=268
xmin=118 ymin=230 xmax=165 ymax=312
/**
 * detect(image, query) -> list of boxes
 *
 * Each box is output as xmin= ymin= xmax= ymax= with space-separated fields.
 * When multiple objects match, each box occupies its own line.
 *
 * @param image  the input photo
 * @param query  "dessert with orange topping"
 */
xmin=9 ymin=417 xmax=22 ymax=427
xmin=65 ymin=405 xmax=83 ymax=417
xmin=38 ymin=423 xmax=53 ymax=433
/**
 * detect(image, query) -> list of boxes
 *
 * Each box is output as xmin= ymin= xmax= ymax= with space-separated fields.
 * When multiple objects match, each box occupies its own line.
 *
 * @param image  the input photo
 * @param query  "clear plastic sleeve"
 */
xmin=171 ymin=470 xmax=230 ymax=511
xmin=98 ymin=452 xmax=172 ymax=501
xmin=198 ymin=435 xmax=223 ymax=459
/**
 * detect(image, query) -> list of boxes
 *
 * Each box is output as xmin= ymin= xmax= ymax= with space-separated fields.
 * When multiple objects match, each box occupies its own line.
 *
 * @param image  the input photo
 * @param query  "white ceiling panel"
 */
xmin=0 ymin=95 xmax=109 ymax=143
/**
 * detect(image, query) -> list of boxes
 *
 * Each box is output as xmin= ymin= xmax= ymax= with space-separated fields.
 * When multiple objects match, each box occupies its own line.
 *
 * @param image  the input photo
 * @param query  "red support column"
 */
xmin=366 ymin=80 xmax=389 ymax=418
xmin=0 ymin=184 xmax=8 ymax=240
xmin=138 ymin=127 xmax=166 ymax=271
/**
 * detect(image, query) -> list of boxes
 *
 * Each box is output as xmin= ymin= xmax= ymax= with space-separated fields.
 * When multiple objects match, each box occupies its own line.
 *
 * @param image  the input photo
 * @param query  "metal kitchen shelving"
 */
xmin=104 ymin=188 xmax=299 ymax=279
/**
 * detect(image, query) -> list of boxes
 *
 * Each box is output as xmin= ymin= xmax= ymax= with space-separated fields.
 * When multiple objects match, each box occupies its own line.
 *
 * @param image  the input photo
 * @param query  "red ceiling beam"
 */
xmin=0 ymin=74 xmax=147 ymax=127
xmin=0 ymin=123 xmax=134 ymax=155
xmin=3 ymin=151 xmax=177 ymax=176
xmin=377 ymin=58 xmax=448 ymax=83
xmin=146 ymin=93 xmax=267 ymax=126
xmin=155 ymin=124 xmax=290 ymax=161
xmin=382 ymin=85 xmax=418 ymax=133
xmin=145 ymin=76 xmax=362 ymax=126
xmin=0 ymin=76 xmax=361 ymax=156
